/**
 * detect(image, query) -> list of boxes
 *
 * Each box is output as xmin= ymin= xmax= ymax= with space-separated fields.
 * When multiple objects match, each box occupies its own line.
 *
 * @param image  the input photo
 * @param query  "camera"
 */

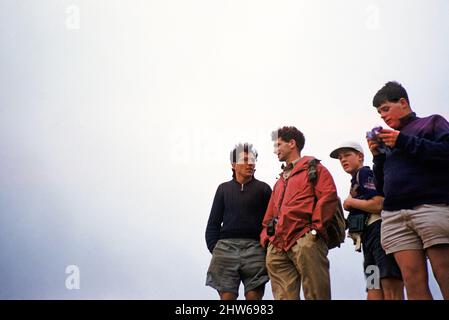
xmin=366 ymin=126 xmax=387 ymax=153
xmin=267 ymin=217 xmax=278 ymax=236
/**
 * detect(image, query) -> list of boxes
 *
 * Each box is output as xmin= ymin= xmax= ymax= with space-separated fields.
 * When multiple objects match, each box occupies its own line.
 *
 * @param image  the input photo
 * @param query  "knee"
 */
xmin=399 ymin=263 xmax=426 ymax=284
xmin=245 ymin=288 xmax=264 ymax=300
xmin=220 ymin=292 xmax=238 ymax=300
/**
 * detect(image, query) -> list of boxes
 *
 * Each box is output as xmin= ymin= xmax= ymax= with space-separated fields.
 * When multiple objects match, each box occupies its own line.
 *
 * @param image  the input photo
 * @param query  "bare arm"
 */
xmin=344 ymin=195 xmax=383 ymax=215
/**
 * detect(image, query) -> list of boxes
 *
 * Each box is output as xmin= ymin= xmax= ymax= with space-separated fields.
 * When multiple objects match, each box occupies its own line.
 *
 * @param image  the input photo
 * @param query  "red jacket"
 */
xmin=260 ymin=156 xmax=338 ymax=251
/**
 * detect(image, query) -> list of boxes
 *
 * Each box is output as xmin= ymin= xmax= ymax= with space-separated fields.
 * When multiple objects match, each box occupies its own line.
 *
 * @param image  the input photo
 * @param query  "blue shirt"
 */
xmin=349 ymin=166 xmax=381 ymax=216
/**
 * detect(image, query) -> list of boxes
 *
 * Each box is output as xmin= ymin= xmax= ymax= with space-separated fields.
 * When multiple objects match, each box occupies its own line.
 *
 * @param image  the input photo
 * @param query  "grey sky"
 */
xmin=0 ymin=0 xmax=448 ymax=299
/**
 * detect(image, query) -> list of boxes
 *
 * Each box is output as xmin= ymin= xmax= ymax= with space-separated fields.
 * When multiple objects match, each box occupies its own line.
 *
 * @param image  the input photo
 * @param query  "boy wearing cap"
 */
xmin=368 ymin=81 xmax=449 ymax=300
xmin=330 ymin=142 xmax=403 ymax=300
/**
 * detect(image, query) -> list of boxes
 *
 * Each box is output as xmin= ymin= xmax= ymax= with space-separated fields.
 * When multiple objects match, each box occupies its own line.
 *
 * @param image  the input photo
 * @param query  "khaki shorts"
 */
xmin=381 ymin=204 xmax=449 ymax=254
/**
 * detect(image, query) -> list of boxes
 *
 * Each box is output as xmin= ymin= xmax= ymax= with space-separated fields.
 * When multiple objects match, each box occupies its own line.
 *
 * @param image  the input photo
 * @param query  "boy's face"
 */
xmin=338 ymin=149 xmax=363 ymax=175
xmin=376 ymin=98 xmax=410 ymax=129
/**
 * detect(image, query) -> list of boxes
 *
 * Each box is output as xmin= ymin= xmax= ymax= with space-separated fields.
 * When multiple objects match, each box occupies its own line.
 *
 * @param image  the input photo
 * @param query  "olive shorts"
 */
xmin=206 ymin=238 xmax=269 ymax=295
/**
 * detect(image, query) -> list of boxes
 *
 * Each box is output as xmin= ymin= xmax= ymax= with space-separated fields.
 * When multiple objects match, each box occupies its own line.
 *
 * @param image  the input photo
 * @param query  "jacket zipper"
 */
xmin=276 ymin=168 xmax=306 ymax=216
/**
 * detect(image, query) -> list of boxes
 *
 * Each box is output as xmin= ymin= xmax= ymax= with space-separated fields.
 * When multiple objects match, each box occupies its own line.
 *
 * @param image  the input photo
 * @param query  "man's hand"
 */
xmin=377 ymin=129 xmax=400 ymax=148
xmin=343 ymin=195 xmax=353 ymax=211
xmin=367 ymin=138 xmax=380 ymax=156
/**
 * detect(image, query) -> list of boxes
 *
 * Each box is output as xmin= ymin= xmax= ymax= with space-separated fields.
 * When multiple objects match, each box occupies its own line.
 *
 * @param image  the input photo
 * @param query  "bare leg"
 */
xmin=245 ymin=285 xmax=265 ymax=300
xmin=381 ymin=278 xmax=404 ymax=300
xmin=393 ymin=250 xmax=432 ymax=300
xmin=367 ymin=288 xmax=383 ymax=300
xmin=426 ymin=244 xmax=449 ymax=300
xmin=219 ymin=292 xmax=238 ymax=300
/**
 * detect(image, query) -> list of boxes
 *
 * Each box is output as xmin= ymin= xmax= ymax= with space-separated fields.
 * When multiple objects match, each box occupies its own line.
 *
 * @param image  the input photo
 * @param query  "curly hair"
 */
xmin=271 ymin=126 xmax=305 ymax=153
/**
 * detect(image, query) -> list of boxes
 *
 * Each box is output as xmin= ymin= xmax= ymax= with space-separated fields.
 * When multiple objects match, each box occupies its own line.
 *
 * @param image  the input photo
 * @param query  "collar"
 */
xmin=233 ymin=176 xmax=254 ymax=185
xmin=281 ymin=158 xmax=301 ymax=171
xmin=398 ymin=112 xmax=417 ymax=129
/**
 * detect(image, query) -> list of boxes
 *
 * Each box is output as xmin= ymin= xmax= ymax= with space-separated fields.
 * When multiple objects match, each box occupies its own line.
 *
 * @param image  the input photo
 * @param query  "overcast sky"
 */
xmin=0 ymin=0 xmax=448 ymax=299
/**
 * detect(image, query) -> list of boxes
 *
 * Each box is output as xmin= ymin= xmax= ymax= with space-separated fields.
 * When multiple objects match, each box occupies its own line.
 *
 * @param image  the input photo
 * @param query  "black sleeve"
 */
xmin=372 ymin=154 xmax=386 ymax=196
xmin=205 ymin=184 xmax=225 ymax=253
xmin=263 ymin=183 xmax=273 ymax=210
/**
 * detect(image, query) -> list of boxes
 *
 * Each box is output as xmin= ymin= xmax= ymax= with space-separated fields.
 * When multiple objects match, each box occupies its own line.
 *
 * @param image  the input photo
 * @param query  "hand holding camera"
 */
xmin=366 ymin=126 xmax=387 ymax=154
xmin=377 ymin=128 xmax=400 ymax=148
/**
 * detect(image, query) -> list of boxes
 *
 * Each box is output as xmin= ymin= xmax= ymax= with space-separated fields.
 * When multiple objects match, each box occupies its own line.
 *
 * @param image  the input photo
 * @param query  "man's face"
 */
xmin=338 ymin=150 xmax=363 ymax=175
xmin=376 ymin=98 xmax=410 ymax=129
xmin=274 ymin=138 xmax=293 ymax=162
xmin=232 ymin=152 xmax=256 ymax=179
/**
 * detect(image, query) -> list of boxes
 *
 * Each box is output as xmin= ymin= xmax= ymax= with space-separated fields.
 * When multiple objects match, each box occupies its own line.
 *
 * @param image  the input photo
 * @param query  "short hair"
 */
xmin=230 ymin=143 xmax=258 ymax=163
xmin=271 ymin=126 xmax=305 ymax=153
xmin=373 ymin=81 xmax=410 ymax=108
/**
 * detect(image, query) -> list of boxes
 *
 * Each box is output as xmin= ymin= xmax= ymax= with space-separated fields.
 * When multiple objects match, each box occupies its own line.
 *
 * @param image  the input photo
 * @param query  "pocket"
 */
xmin=212 ymin=240 xmax=225 ymax=252
xmin=267 ymin=242 xmax=278 ymax=254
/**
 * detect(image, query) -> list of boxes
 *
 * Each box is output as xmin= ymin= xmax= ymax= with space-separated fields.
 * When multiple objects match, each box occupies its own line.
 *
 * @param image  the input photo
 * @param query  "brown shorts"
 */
xmin=381 ymin=204 xmax=449 ymax=254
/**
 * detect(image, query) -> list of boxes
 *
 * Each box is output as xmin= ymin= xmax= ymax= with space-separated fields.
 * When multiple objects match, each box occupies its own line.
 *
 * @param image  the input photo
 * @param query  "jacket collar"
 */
xmin=398 ymin=112 xmax=417 ymax=129
xmin=280 ymin=156 xmax=316 ymax=179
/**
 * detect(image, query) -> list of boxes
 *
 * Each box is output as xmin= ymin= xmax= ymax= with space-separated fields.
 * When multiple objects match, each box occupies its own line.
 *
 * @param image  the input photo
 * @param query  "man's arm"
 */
xmin=372 ymin=154 xmax=386 ymax=195
xmin=344 ymin=195 xmax=383 ymax=215
xmin=379 ymin=115 xmax=449 ymax=162
xmin=205 ymin=185 xmax=225 ymax=253
xmin=311 ymin=165 xmax=338 ymax=238
xmin=260 ymin=188 xmax=276 ymax=248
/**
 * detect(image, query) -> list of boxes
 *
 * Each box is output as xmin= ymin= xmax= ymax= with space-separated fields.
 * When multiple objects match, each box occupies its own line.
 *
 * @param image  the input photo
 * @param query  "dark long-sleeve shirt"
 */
xmin=205 ymin=177 xmax=272 ymax=253
xmin=373 ymin=113 xmax=449 ymax=211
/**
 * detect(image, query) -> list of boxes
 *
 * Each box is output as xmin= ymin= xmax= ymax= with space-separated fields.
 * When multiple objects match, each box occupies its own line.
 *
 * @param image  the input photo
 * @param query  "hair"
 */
xmin=271 ymin=126 xmax=305 ymax=153
xmin=372 ymin=81 xmax=410 ymax=108
xmin=229 ymin=142 xmax=258 ymax=164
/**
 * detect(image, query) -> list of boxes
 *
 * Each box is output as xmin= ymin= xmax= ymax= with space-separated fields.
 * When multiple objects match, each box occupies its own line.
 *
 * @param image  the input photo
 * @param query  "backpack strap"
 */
xmin=307 ymin=158 xmax=319 ymax=211
xmin=307 ymin=158 xmax=319 ymax=185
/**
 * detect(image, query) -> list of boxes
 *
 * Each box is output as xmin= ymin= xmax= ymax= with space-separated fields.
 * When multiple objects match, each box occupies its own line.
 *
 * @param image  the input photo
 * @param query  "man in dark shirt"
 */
xmin=205 ymin=143 xmax=272 ymax=300
xmin=368 ymin=81 xmax=449 ymax=300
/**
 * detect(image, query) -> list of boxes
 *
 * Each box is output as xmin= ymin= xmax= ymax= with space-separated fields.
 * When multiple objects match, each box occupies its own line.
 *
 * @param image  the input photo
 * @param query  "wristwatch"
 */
xmin=310 ymin=229 xmax=317 ymax=236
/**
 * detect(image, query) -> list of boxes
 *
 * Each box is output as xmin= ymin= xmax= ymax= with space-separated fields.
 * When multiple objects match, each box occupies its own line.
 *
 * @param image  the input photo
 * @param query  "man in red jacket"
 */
xmin=261 ymin=126 xmax=338 ymax=300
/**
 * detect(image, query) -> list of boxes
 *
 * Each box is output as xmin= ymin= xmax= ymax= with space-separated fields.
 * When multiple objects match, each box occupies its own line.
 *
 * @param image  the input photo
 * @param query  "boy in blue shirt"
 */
xmin=330 ymin=142 xmax=403 ymax=299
